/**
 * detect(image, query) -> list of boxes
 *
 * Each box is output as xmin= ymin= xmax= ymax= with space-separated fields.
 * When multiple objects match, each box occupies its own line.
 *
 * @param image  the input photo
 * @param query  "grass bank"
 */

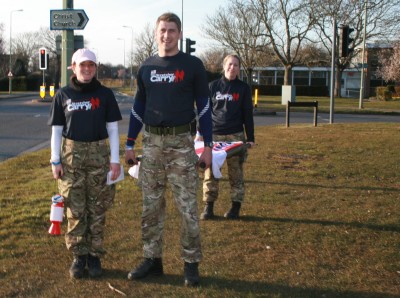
xmin=0 ymin=123 xmax=399 ymax=297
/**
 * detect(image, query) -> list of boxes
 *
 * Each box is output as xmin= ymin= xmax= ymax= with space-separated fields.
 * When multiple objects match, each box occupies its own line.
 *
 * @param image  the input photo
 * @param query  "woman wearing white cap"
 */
xmin=48 ymin=48 xmax=122 ymax=279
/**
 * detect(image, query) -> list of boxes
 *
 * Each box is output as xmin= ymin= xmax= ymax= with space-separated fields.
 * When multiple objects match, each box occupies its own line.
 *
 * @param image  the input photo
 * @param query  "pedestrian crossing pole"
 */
xmin=254 ymin=89 xmax=258 ymax=109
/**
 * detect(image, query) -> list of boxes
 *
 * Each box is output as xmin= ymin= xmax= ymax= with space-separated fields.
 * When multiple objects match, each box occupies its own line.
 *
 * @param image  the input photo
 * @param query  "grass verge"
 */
xmin=0 ymin=123 xmax=399 ymax=297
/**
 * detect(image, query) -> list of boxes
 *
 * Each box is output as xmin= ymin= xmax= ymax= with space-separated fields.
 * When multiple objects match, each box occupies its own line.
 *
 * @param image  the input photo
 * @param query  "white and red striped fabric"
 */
xmin=194 ymin=141 xmax=243 ymax=178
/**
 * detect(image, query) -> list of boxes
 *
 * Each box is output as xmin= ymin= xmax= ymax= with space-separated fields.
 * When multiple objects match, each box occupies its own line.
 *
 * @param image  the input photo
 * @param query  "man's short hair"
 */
xmin=156 ymin=12 xmax=182 ymax=32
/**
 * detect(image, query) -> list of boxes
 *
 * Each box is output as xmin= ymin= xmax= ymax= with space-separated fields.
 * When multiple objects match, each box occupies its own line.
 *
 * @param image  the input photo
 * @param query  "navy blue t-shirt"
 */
xmin=135 ymin=51 xmax=209 ymax=127
xmin=209 ymin=77 xmax=255 ymax=142
xmin=48 ymin=83 xmax=122 ymax=142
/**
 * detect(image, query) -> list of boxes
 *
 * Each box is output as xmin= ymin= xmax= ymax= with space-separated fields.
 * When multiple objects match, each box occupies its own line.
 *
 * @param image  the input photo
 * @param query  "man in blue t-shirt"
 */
xmin=125 ymin=12 xmax=212 ymax=287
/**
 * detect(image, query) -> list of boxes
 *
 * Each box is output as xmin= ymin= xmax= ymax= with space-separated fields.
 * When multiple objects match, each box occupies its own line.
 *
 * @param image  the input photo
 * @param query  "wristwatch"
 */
xmin=204 ymin=142 xmax=213 ymax=149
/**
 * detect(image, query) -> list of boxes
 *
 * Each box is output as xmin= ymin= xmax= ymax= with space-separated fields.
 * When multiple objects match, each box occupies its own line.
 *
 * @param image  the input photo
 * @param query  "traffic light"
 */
xmin=39 ymin=48 xmax=47 ymax=70
xmin=185 ymin=38 xmax=196 ymax=55
xmin=339 ymin=25 xmax=354 ymax=58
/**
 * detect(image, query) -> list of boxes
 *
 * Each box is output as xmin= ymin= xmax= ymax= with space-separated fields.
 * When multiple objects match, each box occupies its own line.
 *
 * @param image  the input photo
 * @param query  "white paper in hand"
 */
xmin=106 ymin=165 xmax=124 ymax=185
xmin=128 ymin=162 xmax=140 ymax=179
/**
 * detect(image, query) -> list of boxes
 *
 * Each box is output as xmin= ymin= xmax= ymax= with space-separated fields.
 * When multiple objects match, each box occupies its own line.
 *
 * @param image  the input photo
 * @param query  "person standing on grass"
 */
xmin=124 ymin=12 xmax=212 ymax=287
xmin=48 ymin=48 xmax=122 ymax=279
xmin=196 ymin=54 xmax=255 ymax=220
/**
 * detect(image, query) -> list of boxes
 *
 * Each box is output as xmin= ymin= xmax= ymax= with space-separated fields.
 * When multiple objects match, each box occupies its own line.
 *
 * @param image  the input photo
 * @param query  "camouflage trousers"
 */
xmin=138 ymin=131 xmax=202 ymax=263
xmin=203 ymin=132 xmax=247 ymax=203
xmin=58 ymin=138 xmax=115 ymax=257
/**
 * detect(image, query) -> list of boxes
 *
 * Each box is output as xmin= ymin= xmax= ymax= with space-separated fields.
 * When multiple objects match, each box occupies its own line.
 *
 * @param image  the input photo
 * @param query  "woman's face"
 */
xmin=72 ymin=60 xmax=97 ymax=83
xmin=223 ymin=56 xmax=240 ymax=80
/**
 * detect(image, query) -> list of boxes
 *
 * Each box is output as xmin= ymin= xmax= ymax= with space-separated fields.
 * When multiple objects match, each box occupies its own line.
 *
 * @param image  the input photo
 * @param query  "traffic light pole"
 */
xmin=61 ymin=0 xmax=74 ymax=87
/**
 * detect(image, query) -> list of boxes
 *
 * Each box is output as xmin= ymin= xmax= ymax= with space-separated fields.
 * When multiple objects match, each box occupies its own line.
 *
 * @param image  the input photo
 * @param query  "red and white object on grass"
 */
xmin=195 ymin=141 xmax=244 ymax=178
xmin=127 ymin=143 xmax=247 ymax=179
xmin=48 ymin=194 xmax=64 ymax=235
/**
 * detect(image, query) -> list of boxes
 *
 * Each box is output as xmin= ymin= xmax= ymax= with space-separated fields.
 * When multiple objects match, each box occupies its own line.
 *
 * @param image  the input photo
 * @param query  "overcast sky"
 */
xmin=2 ymin=0 xmax=226 ymax=65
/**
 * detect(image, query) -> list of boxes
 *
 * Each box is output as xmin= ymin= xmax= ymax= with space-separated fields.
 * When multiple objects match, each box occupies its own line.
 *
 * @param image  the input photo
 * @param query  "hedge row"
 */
xmin=251 ymin=85 xmax=329 ymax=96
xmin=0 ymin=73 xmax=54 ymax=92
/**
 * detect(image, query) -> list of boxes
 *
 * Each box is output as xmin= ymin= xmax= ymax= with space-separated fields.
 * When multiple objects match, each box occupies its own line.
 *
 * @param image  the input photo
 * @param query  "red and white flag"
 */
xmin=195 ymin=141 xmax=243 ymax=178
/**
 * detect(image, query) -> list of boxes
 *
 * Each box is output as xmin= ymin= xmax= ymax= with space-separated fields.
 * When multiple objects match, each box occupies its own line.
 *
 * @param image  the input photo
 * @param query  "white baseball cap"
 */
xmin=69 ymin=48 xmax=97 ymax=68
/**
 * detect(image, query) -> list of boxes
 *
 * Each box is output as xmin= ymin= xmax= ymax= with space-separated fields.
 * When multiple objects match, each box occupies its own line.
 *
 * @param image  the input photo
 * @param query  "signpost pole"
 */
xmin=61 ymin=30 xmax=74 ymax=87
xmin=61 ymin=0 xmax=74 ymax=87
xmin=51 ymin=2 xmax=88 ymax=87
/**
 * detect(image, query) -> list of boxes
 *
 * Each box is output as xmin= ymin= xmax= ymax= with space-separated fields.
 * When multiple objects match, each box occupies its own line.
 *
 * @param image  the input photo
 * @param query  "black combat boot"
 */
xmin=224 ymin=201 xmax=241 ymax=219
xmin=69 ymin=255 xmax=87 ymax=279
xmin=127 ymin=258 xmax=163 ymax=280
xmin=87 ymin=254 xmax=102 ymax=278
xmin=184 ymin=262 xmax=199 ymax=287
xmin=200 ymin=202 xmax=214 ymax=220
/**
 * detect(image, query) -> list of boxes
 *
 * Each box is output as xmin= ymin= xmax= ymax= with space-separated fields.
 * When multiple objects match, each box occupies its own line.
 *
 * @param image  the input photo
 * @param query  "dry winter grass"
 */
xmin=0 ymin=123 xmax=399 ymax=297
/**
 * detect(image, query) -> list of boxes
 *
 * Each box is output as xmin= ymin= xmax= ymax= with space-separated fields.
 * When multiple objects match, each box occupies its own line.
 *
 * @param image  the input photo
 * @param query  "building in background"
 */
xmin=244 ymin=43 xmax=395 ymax=98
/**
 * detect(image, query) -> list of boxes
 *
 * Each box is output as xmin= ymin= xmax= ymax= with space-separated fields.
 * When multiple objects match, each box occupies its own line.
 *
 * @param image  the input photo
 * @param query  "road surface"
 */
xmin=0 ymin=92 xmax=398 ymax=162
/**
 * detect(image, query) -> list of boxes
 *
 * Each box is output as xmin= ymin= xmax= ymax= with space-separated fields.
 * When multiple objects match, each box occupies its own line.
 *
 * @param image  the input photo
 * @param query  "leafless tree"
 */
xmin=297 ymin=42 xmax=331 ymax=67
xmin=0 ymin=23 xmax=5 ymax=55
xmin=13 ymin=31 xmax=41 ymax=74
xmin=198 ymin=47 xmax=229 ymax=74
xmin=13 ymin=27 xmax=61 ymax=72
xmin=38 ymin=27 xmax=60 ymax=57
xmin=133 ymin=23 xmax=157 ymax=67
xmin=37 ymin=27 xmax=62 ymax=86
xmin=0 ymin=23 xmax=7 ymax=77
xmin=203 ymin=0 xmax=316 ymax=85
xmin=250 ymin=0 xmax=317 ymax=85
xmin=12 ymin=27 xmax=61 ymax=86
xmin=310 ymin=0 xmax=400 ymax=96
xmin=202 ymin=0 xmax=268 ymax=84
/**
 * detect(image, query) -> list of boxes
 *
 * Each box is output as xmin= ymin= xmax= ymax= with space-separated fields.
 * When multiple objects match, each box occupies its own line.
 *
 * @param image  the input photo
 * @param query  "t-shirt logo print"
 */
xmin=150 ymin=69 xmax=185 ymax=83
xmin=90 ymin=97 xmax=100 ymax=109
xmin=215 ymin=91 xmax=240 ymax=102
xmin=66 ymin=97 xmax=101 ymax=112
xmin=174 ymin=70 xmax=184 ymax=82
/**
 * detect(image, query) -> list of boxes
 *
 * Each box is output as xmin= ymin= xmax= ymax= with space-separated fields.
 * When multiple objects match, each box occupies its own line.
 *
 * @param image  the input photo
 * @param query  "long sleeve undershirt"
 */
xmin=51 ymin=122 xmax=120 ymax=164
xmin=106 ymin=121 xmax=120 ymax=164
xmin=50 ymin=125 xmax=63 ymax=162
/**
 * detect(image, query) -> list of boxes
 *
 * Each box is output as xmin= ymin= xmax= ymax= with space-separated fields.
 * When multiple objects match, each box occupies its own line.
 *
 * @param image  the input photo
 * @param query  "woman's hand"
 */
xmin=109 ymin=163 xmax=121 ymax=181
xmin=51 ymin=164 xmax=64 ymax=179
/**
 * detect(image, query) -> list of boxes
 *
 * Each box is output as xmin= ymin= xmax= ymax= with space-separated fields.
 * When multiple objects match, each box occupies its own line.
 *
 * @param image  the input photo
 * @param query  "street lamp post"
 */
xmin=9 ymin=9 xmax=23 ymax=95
xmin=123 ymin=25 xmax=134 ymax=91
xmin=117 ymin=38 xmax=126 ymax=86
xmin=359 ymin=0 xmax=368 ymax=109
xmin=329 ymin=18 xmax=337 ymax=124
